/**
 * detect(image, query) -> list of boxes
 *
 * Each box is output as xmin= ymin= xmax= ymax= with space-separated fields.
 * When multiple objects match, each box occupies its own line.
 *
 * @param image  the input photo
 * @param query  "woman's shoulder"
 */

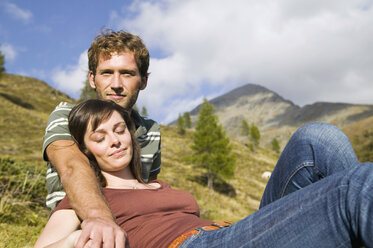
xmin=150 ymin=180 xmax=171 ymax=189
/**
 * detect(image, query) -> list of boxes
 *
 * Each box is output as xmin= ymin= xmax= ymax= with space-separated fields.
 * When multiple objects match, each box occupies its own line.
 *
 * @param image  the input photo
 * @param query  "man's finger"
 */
xmin=89 ymin=231 xmax=104 ymax=248
xmin=102 ymin=230 xmax=115 ymax=248
xmin=75 ymin=229 xmax=91 ymax=248
xmin=114 ymin=230 xmax=126 ymax=248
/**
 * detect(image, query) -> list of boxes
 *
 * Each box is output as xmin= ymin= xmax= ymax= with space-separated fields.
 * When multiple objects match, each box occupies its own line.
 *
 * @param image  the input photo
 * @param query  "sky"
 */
xmin=1 ymin=0 xmax=373 ymax=124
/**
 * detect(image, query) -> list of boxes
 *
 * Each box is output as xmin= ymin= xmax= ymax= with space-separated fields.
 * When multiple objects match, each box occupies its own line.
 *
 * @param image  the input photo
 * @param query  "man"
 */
xmin=43 ymin=30 xmax=161 ymax=247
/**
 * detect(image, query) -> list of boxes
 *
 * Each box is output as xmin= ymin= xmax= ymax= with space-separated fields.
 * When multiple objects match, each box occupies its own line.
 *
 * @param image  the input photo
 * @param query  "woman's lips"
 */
xmin=110 ymin=148 xmax=126 ymax=157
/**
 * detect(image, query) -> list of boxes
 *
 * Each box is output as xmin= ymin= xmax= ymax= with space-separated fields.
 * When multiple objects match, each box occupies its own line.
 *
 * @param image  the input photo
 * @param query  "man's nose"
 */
xmin=111 ymin=73 xmax=122 ymax=88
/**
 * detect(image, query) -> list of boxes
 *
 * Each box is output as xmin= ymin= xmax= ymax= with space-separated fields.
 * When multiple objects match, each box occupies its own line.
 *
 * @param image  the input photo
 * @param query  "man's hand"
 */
xmin=76 ymin=217 xmax=128 ymax=248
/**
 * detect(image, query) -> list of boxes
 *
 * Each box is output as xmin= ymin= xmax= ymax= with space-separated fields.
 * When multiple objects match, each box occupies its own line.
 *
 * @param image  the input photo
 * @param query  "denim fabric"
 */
xmin=260 ymin=122 xmax=359 ymax=207
xmin=180 ymin=123 xmax=371 ymax=247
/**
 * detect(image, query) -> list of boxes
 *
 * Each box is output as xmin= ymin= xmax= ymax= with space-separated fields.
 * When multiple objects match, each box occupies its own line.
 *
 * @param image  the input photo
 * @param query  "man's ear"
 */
xmin=140 ymin=75 xmax=148 ymax=90
xmin=88 ymin=71 xmax=96 ymax=89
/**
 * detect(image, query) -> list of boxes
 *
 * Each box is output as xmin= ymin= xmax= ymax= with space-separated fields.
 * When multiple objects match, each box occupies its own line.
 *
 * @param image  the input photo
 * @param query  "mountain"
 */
xmin=187 ymin=83 xmax=373 ymax=146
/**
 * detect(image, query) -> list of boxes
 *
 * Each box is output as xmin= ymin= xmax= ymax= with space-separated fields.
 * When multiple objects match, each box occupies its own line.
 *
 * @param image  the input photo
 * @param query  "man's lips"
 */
xmin=107 ymin=94 xmax=125 ymax=100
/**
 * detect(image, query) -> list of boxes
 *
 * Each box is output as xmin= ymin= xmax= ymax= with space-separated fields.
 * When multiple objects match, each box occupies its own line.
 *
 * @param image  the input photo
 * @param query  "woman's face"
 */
xmin=83 ymin=110 xmax=133 ymax=172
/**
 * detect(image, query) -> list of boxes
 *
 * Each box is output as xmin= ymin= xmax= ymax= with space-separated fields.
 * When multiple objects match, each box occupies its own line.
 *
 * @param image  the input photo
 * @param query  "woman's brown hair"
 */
xmin=68 ymin=99 xmax=144 ymax=186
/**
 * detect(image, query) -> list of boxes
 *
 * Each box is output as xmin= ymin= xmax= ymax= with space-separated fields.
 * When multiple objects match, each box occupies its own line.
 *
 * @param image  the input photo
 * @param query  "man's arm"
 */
xmin=46 ymin=140 xmax=127 ymax=248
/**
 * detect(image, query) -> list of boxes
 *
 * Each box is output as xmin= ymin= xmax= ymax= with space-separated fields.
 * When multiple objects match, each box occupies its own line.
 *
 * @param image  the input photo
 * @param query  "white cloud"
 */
xmin=4 ymin=2 xmax=33 ymax=23
xmin=113 ymin=0 xmax=373 ymax=122
xmin=51 ymin=51 xmax=88 ymax=98
xmin=0 ymin=43 xmax=17 ymax=61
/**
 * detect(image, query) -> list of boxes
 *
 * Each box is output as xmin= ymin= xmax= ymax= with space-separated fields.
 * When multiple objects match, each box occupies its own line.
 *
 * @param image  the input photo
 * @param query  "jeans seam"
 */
xmin=280 ymin=161 xmax=314 ymax=198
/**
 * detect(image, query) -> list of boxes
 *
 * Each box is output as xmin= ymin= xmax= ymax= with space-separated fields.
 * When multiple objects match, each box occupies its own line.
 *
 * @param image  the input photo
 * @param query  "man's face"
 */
xmin=89 ymin=51 xmax=147 ymax=110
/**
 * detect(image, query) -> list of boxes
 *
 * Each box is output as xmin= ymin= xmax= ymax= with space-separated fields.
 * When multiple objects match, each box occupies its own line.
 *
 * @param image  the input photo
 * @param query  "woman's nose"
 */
xmin=110 ymin=133 xmax=121 ymax=147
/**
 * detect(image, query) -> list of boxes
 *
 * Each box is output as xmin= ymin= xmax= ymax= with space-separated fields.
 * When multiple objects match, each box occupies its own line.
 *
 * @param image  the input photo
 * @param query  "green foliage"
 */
xmin=241 ymin=119 xmax=250 ymax=136
xmin=241 ymin=120 xmax=260 ymax=150
xmin=271 ymin=138 xmax=281 ymax=153
xmin=78 ymin=75 xmax=96 ymax=102
xmin=141 ymin=106 xmax=148 ymax=117
xmin=190 ymin=99 xmax=236 ymax=189
xmin=0 ymin=45 xmax=5 ymax=76
xmin=0 ymin=157 xmax=48 ymax=248
xmin=177 ymin=114 xmax=186 ymax=135
xmin=250 ymin=123 xmax=261 ymax=148
xmin=183 ymin=112 xmax=192 ymax=128
xmin=0 ymin=157 xmax=47 ymax=225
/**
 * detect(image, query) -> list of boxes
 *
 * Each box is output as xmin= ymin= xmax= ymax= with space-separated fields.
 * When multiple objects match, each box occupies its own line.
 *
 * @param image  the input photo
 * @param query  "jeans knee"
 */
xmin=292 ymin=122 xmax=346 ymax=145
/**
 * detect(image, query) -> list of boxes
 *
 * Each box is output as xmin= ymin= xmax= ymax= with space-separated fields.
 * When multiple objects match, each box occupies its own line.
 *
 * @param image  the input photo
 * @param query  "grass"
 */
xmin=0 ymin=157 xmax=49 ymax=248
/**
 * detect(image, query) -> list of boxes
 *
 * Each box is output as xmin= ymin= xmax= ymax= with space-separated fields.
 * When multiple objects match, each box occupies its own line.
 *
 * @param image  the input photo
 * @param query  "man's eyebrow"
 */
xmin=98 ymin=69 xmax=113 ymax=73
xmin=119 ymin=69 xmax=137 ymax=73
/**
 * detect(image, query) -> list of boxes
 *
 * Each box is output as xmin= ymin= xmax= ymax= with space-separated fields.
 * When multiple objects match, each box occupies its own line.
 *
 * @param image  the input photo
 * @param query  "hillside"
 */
xmin=342 ymin=115 xmax=373 ymax=162
xmin=0 ymin=73 xmax=73 ymax=158
xmin=0 ymin=73 xmax=75 ymax=247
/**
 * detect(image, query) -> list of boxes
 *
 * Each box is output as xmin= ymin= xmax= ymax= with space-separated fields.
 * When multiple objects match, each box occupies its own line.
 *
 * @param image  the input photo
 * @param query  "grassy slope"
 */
xmin=0 ymin=73 xmax=73 ymax=158
xmin=342 ymin=115 xmax=373 ymax=162
xmin=0 ymin=74 xmax=74 ymax=247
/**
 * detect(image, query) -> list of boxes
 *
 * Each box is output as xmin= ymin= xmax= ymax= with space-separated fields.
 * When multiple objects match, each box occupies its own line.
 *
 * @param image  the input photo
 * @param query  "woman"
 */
xmin=35 ymin=99 xmax=373 ymax=247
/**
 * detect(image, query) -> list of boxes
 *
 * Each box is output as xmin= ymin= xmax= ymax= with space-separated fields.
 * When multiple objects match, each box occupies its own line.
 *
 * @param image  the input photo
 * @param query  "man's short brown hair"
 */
xmin=88 ymin=30 xmax=150 ymax=78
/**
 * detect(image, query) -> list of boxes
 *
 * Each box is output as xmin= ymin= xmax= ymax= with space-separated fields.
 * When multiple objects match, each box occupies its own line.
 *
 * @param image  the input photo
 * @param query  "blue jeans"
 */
xmin=180 ymin=123 xmax=372 ymax=247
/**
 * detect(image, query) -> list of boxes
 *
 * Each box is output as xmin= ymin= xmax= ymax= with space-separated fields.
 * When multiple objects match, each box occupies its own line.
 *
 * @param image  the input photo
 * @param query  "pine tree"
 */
xmin=271 ymin=138 xmax=281 ymax=153
xmin=183 ymin=112 xmax=192 ymax=128
xmin=250 ymin=123 xmax=261 ymax=148
xmin=177 ymin=114 xmax=186 ymax=135
xmin=191 ymin=99 xmax=236 ymax=189
xmin=78 ymin=75 xmax=96 ymax=102
xmin=141 ymin=106 xmax=148 ymax=117
xmin=0 ymin=46 xmax=5 ymax=76
xmin=241 ymin=119 xmax=250 ymax=136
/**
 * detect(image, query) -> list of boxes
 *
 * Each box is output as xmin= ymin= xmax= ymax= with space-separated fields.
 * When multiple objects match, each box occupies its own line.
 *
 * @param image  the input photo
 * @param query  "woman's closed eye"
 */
xmin=91 ymin=134 xmax=105 ymax=143
xmin=115 ymin=128 xmax=125 ymax=135
xmin=114 ymin=123 xmax=127 ymax=135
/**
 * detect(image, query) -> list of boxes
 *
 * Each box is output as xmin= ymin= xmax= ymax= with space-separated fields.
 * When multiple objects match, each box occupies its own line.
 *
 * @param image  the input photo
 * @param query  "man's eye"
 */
xmin=121 ymin=71 xmax=134 ymax=76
